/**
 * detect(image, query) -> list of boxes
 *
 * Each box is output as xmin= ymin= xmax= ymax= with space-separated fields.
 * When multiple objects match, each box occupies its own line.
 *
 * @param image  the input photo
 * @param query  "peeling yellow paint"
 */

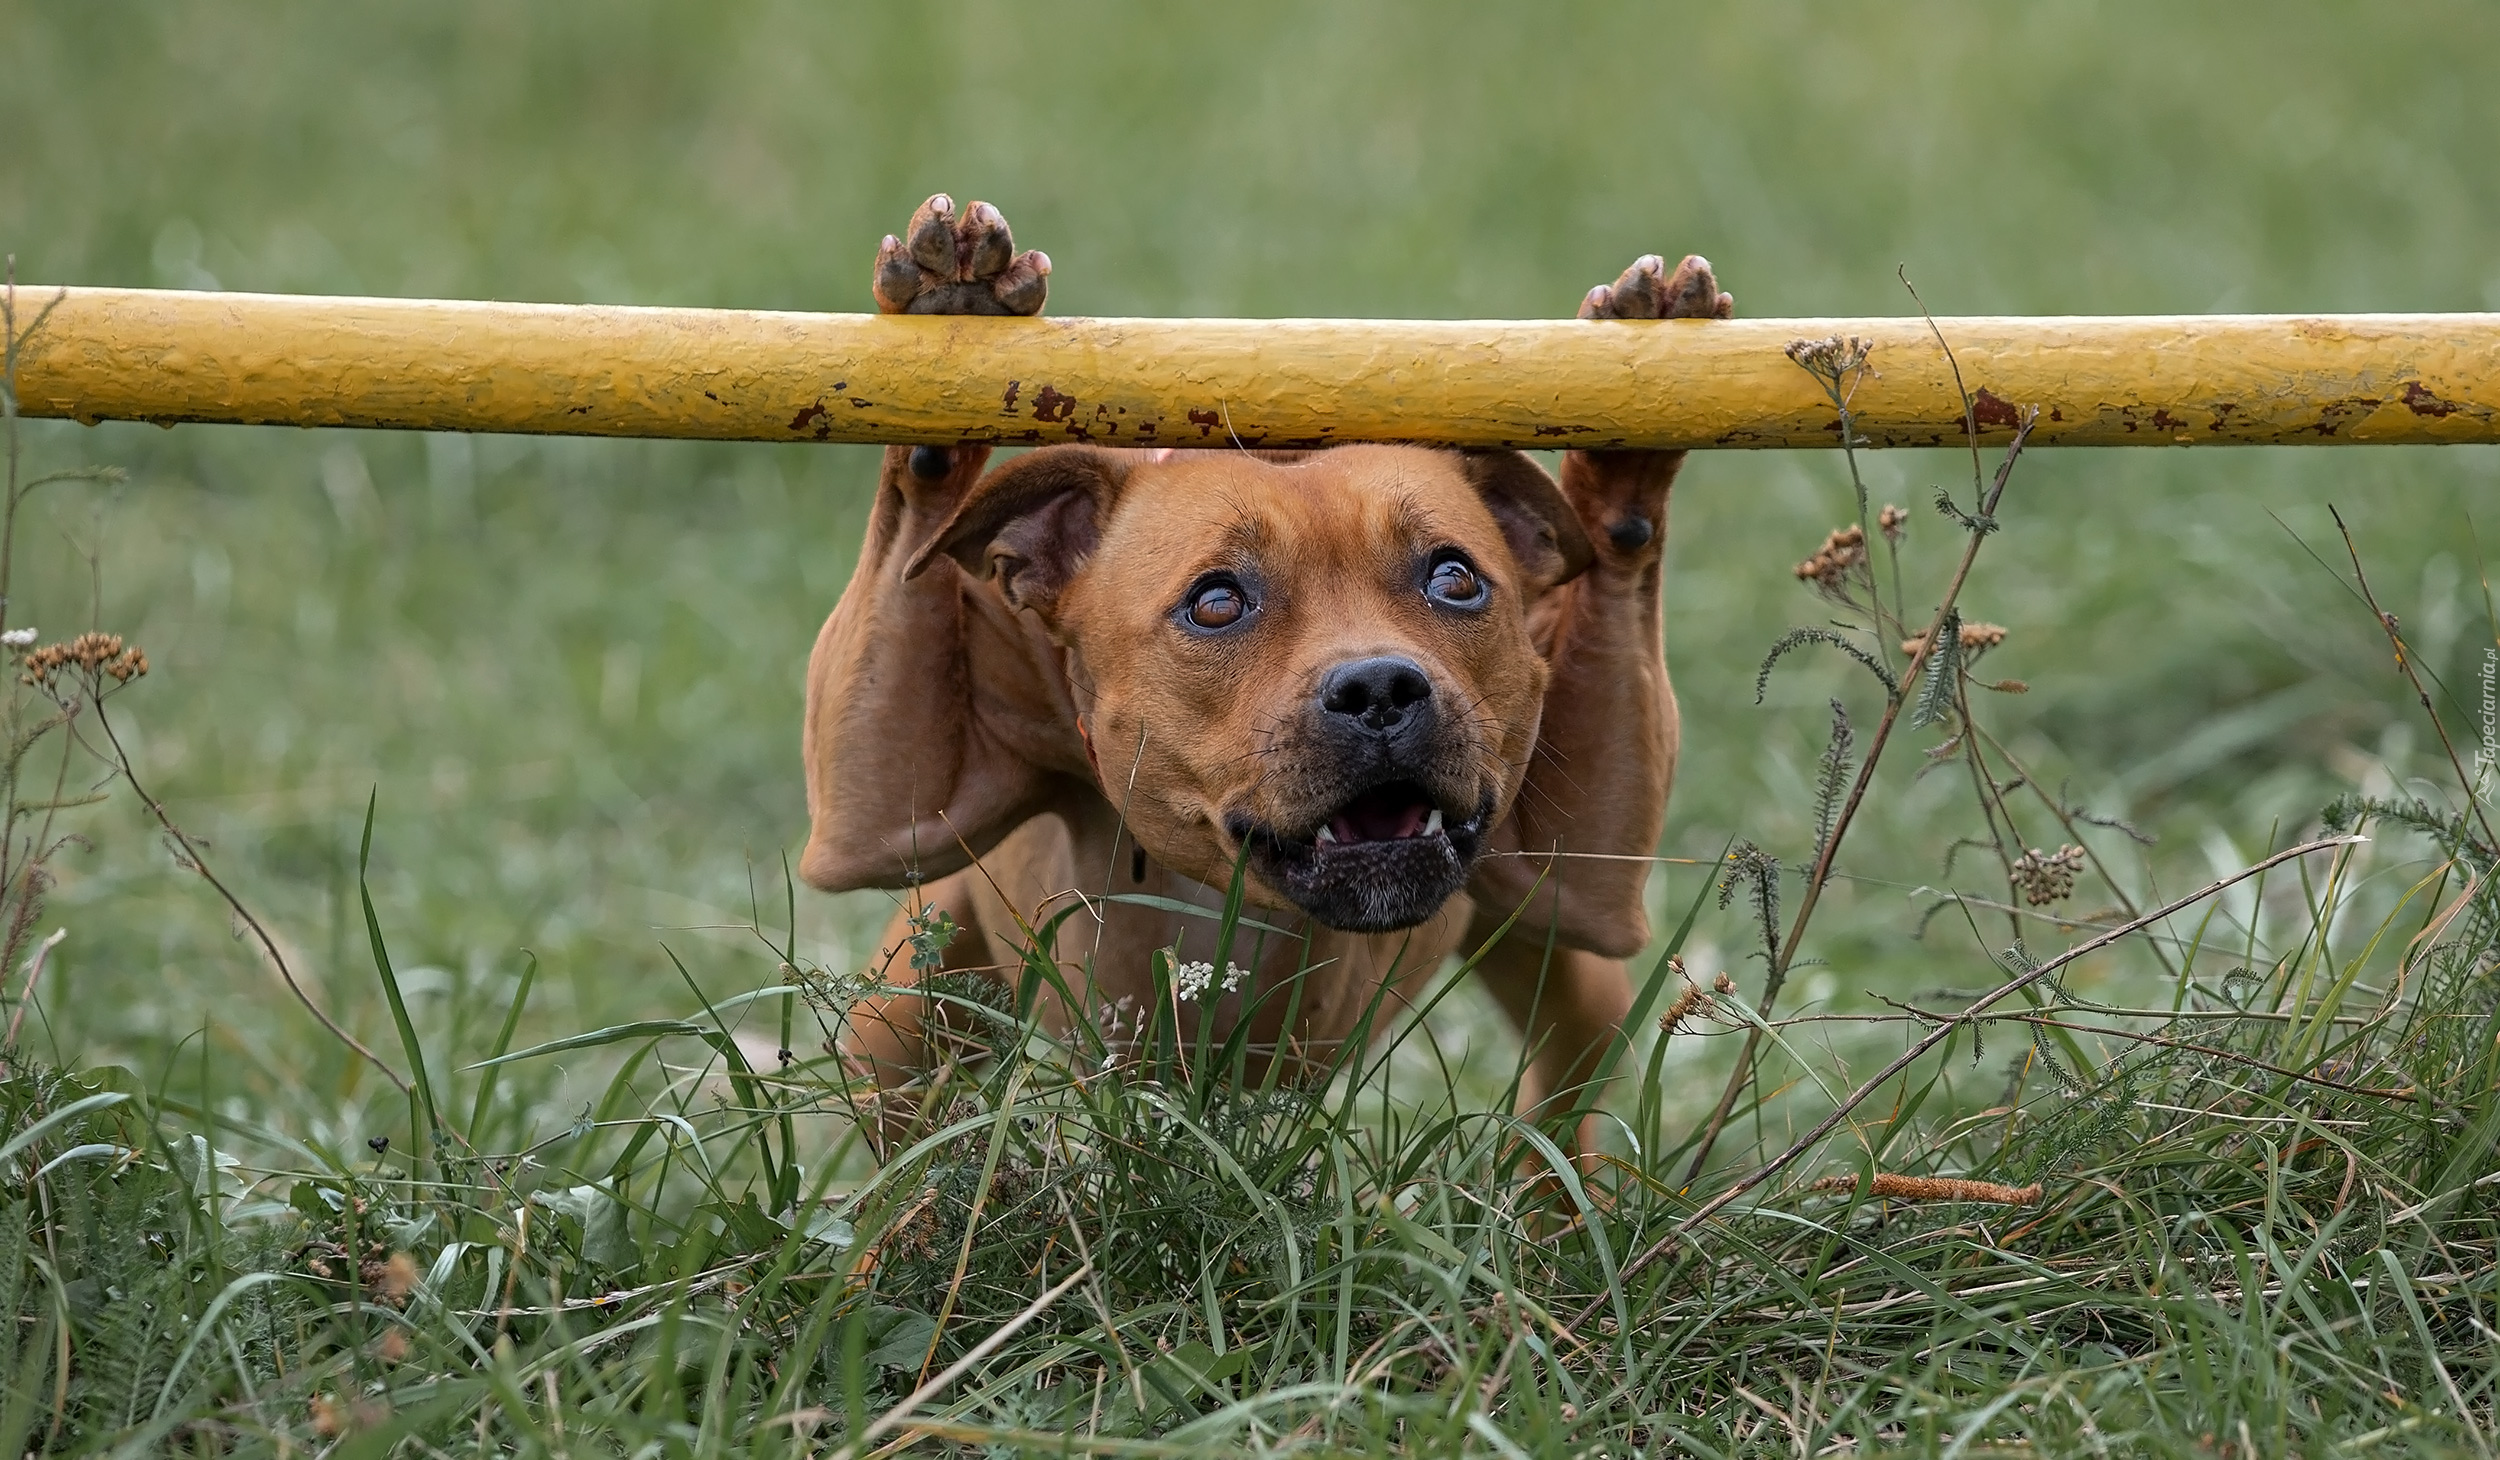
xmin=11 ymin=287 xmax=2500 ymax=449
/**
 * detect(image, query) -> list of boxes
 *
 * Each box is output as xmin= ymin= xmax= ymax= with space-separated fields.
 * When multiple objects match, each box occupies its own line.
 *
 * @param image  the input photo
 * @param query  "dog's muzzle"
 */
xmin=1224 ymin=655 xmax=1491 ymax=932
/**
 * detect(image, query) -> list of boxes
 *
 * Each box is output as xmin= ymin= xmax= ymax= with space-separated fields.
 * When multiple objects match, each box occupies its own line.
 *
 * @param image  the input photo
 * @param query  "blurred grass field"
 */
xmin=3 ymin=0 xmax=2497 ymax=1116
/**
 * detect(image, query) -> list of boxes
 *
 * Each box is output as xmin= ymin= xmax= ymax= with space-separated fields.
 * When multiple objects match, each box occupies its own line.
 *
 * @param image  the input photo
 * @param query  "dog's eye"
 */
xmin=1424 ymin=555 xmax=1488 ymax=609
xmin=1184 ymin=577 xmax=1251 ymax=632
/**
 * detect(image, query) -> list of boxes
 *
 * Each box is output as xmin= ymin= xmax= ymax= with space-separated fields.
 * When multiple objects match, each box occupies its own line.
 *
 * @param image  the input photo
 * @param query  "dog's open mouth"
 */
xmin=1315 ymin=781 xmax=1445 ymax=847
xmin=1232 ymin=780 xmax=1488 ymax=933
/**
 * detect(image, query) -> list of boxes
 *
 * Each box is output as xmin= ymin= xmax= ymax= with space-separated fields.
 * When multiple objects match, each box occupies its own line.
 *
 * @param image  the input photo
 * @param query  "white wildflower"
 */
xmin=1220 ymin=962 xmax=1248 ymax=994
xmin=1173 ymin=959 xmax=1214 ymax=1002
xmin=0 ymin=627 xmax=35 ymax=649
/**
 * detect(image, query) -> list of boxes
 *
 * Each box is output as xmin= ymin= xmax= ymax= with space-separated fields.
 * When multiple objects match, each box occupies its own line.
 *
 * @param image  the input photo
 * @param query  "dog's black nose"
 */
xmin=1319 ymin=656 xmax=1434 ymax=733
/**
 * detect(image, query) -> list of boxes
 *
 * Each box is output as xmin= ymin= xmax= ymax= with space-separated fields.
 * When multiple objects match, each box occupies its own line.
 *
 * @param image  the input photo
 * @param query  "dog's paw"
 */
xmin=1578 ymin=253 xmax=1733 ymax=322
xmin=872 ymin=193 xmax=1051 ymax=316
xmin=1560 ymin=255 xmax=1731 ymax=556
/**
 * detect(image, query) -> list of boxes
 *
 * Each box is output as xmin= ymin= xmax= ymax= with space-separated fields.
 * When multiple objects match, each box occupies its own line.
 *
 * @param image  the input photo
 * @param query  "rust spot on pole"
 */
xmin=1969 ymin=388 xmax=2023 ymax=430
xmin=1031 ymin=385 xmax=1075 ymax=423
xmin=2403 ymin=381 xmax=2460 ymax=418
xmin=2312 ymin=396 xmax=2382 ymax=437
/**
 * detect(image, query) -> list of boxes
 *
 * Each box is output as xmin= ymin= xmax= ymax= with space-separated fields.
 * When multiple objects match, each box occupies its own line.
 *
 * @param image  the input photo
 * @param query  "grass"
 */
xmin=3 ymin=1 xmax=2500 ymax=1452
xmin=3 ymin=682 xmax=2497 ymax=1453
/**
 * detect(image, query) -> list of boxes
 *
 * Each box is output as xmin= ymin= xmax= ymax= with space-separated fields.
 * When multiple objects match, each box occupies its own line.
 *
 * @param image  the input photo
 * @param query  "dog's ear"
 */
xmin=1454 ymin=451 xmax=1595 ymax=591
xmin=906 ymin=446 xmax=1129 ymax=617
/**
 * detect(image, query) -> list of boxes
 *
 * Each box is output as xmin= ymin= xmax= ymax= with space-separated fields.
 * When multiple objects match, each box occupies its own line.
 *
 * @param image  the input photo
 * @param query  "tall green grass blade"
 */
xmin=1194 ymin=844 xmax=1253 ymax=1106
xmin=1098 ymin=893 xmax=1297 ymax=938
xmin=0 ymin=1090 xmax=126 ymax=1166
xmin=465 ymin=949 xmax=538 ymax=1138
xmin=465 ymin=1019 xmax=706 ymax=1069
xmin=358 ymin=790 xmax=440 ymax=1162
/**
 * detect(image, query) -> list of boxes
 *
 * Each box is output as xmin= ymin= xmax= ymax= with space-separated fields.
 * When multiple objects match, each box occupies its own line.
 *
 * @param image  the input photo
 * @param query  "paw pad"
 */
xmin=1579 ymin=253 xmax=1733 ymax=321
xmin=872 ymin=193 xmax=1051 ymax=317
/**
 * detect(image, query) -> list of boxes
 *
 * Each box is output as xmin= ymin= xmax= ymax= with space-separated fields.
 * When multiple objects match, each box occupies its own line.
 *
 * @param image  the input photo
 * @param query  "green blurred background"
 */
xmin=3 ymin=2 xmax=2494 ymax=1123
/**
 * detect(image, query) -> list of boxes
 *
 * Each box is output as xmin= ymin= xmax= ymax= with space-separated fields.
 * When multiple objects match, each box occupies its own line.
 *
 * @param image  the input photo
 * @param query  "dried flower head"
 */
xmin=19 ymin=631 xmax=148 ymax=690
xmin=1793 ymin=524 xmax=1867 ymax=593
xmin=1782 ymin=335 xmax=1875 ymax=389
xmin=375 ymin=1250 xmax=420 ymax=1306
xmin=1656 ymin=958 xmax=1711 ymax=1036
xmin=1902 ymin=621 xmax=2010 ymax=661
xmin=2010 ymin=844 xmax=2086 ymax=905
xmin=1878 ymin=504 xmax=1908 ymax=542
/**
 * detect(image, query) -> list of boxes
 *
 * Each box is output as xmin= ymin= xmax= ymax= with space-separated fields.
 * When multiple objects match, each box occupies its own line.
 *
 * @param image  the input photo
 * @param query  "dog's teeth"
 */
xmin=1423 ymin=808 xmax=1444 ymax=836
xmin=1315 ymin=824 xmax=1338 ymax=846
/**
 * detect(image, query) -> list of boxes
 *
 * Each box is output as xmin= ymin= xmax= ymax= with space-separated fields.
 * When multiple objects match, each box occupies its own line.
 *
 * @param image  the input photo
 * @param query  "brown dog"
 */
xmin=802 ymin=195 xmax=1729 ymax=1148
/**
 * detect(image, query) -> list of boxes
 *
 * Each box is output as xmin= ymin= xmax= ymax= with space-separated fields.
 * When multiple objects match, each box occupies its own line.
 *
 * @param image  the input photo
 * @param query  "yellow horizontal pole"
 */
xmin=10 ymin=286 xmax=2500 ymax=450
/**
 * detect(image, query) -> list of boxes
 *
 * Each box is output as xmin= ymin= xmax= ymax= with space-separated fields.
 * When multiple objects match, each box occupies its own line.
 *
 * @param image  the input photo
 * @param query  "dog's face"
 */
xmin=914 ymin=445 xmax=1591 ymax=931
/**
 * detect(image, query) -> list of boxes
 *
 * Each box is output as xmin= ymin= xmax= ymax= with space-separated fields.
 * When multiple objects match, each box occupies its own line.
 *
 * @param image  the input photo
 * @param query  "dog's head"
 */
xmin=910 ymin=444 xmax=1590 ymax=932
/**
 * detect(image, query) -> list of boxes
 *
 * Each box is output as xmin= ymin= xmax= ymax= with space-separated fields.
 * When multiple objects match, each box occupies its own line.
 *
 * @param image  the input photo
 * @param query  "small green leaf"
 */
xmin=860 ymin=1306 xmax=937 ymax=1368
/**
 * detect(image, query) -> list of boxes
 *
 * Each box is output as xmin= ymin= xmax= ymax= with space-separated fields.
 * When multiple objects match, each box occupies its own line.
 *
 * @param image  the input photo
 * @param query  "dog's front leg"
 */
xmin=801 ymin=441 xmax=1072 ymax=891
xmin=1469 ymin=254 xmax=1731 ymax=958
xmin=801 ymin=195 xmax=1083 ymax=893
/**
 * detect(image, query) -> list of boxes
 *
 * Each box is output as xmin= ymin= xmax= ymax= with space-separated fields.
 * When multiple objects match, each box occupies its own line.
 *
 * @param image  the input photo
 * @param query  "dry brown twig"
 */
xmin=1808 ymin=1172 xmax=2043 ymax=1206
